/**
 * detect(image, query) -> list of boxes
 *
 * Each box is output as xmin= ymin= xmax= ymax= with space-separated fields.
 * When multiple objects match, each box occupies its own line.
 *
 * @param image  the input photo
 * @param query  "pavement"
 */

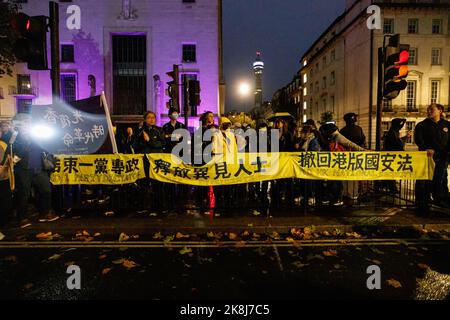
xmin=1 ymin=205 xmax=450 ymax=242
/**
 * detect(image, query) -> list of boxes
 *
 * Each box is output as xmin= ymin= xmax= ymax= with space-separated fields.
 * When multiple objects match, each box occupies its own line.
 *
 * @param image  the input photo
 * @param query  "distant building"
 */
xmin=253 ymin=51 xmax=264 ymax=109
xmin=299 ymin=0 xmax=450 ymax=148
xmin=0 ymin=0 xmax=224 ymax=127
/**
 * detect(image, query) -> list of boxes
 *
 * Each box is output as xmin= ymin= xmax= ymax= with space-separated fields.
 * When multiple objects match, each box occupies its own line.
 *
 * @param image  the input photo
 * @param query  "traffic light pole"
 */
xmin=183 ymin=75 xmax=189 ymax=128
xmin=375 ymin=46 xmax=384 ymax=151
xmin=49 ymin=1 xmax=60 ymax=101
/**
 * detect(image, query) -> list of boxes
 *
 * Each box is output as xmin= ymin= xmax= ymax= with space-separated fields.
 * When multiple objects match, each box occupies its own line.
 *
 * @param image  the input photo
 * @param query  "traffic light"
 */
xmin=11 ymin=13 xmax=48 ymax=70
xmin=188 ymin=80 xmax=201 ymax=116
xmin=166 ymin=64 xmax=180 ymax=112
xmin=383 ymin=44 xmax=410 ymax=100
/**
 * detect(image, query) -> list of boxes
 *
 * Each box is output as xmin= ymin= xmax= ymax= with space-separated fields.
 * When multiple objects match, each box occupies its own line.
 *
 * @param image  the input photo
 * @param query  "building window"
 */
xmin=322 ymin=98 xmax=327 ymax=111
xmin=383 ymin=19 xmax=394 ymax=34
xmin=60 ymin=74 xmax=77 ymax=103
xmin=315 ymin=81 xmax=319 ymax=92
xmin=17 ymin=99 xmax=32 ymax=114
xmin=382 ymin=121 xmax=390 ymax=139
xmin=330 ymin=96 xmax=335 ymax=114
xmin=310 ymin=84 xmax=313 ymax=94
xmin=315 ymin=63 xmax=319 ymax=73
xmin=330 ymin=49 xmax=336 ymax=62
xmin=431 ymin=80 xmax=440 ymax=104
xmin=322 ymin=77 xmax=327 ymax=89
xmin=383 ymin=99 xmax=393 ymax=112
xmin=406 ymin=122 xmax=415 ymax=144
xmin=330 ymin=71 xmax=335 ymax=85
xmin=303 ymin=87 xmax=307 ymax=97
xmin=303 ymin=101 xmax=307 ymax=110
xmin=303 ymin=73 xmax=307 ymax=84
xmin=61 ymin=44 xmax=75 ymax=63
xmin=431 ymin=48 xmax=442 ymax=65
xmin=432 ymin=19 xmax=443 ymax=34
xmin=408 ymin=48 xmax=418 ymax=65
xmin=408 ymin=19 xmax=419 ymax=34
xmin=17 ymin=74 xmax=31 ymax=95
xmin=406 ymin=80 xmax=417 ymax=111
xmin=182 ymin=44 xmax=196 ymax=63
xmin=322 ymin=56 xmax=327 ymax=68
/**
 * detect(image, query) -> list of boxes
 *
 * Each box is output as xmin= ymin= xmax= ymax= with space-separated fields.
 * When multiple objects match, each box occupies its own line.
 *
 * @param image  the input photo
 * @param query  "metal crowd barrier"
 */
xmin=51 ymin=178 xmax=417 ymax=215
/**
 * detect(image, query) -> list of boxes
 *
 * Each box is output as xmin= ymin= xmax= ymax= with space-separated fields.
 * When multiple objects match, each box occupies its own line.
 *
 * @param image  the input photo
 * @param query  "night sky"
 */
xmin=223 ymin=0 xmax=346 ymax=112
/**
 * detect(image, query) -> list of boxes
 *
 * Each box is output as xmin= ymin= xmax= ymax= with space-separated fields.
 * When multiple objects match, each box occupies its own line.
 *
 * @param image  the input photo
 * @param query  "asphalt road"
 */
xmin=1 ymin=238 xmax=450 ymax=300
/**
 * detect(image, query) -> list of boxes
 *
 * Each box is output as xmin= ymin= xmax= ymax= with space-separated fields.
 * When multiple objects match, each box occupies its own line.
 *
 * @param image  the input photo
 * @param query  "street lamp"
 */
xmin=238 ymin=82 xmax=251 ymax=97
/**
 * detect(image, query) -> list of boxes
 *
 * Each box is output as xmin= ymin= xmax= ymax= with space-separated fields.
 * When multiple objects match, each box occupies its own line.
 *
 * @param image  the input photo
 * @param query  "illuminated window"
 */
xmin=431 ymin=80 xmax=440 ymax=104
xmin=431 ymin=48 xmax=441 ymax=65
xmin=406 ymin=81 xmax=417 ymax=111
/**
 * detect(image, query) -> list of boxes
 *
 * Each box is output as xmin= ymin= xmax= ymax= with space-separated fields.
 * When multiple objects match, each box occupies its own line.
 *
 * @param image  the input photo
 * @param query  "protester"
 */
xmin=340 ymin=113 xmax=366 ymax=200
xmin=162 ymin=108 xmax=186 ymax=154
xmin=0 ymin=121 xmax=13 ymax=143
xmin=0 ymin=139 xmax=12 ymax=227
xmin=340 ymin=113 xmax=366 ymax=148
xmin=414 ymin=104 xmax=450 ymax=212
xmin=382 ymin=118 xmax=411 ymax=193
xmin=319 ymin=123 xmax=365 ymax=206
xmin=12 ymin=113 xmax=59 ymax=224
xmin=133 ymin=111 xmax=165 ymax=154
xmin=116 ymin=127 xmax=135 ymax=154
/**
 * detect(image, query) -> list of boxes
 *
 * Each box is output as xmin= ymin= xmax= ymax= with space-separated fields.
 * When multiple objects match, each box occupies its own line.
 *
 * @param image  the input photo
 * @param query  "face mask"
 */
xmin=170 ymin=114 xmax=179 ymax=120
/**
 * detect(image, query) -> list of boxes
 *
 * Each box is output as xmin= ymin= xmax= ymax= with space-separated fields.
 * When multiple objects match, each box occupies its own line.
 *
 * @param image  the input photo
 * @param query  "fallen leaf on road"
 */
xmin=252 ymin=210 xmax=261 ymax=216
xmin=228 ymin=233 xmax=238 ymax=240
xmin=48 ymin=254 xmax=61 ymax=261
xmin=131 ymin=235 xmax=140 ymax=240
xmin=321 ymin=231 xmax=330 ymax=237
xmin=149 ymin=213 xmax=158 ymax=217
xmin=418 ymin=263 xmax=430 ymax=270
xmin=20 ymin=223 xmax=32 ymax=229
xmin=370 ymin=248 xmax=385 ymax=255
xmin=334 ymin=264 xmax=343 ymax=269
xmin=345 ymin=232 xmax=362 ymax=239
xmin=65 ymin=261 xmax=76 ymax=267
xmin=0 ymin=232 xmax=4 ymax=241
xmin=241 ymin=231 xmax=250 ymax=237
xmin=99 ymin=254 xmax=107 ymax=260
xmin=323 ymin=250 xmax=338 ymax=257
xmin=270 ymin=232 xmax=280 ymax=240
xmin=4 ymin=256 xmax=17 ymax=263
xmin=179 ymin=247 xmax=192 ymax=255
xmin=248 ymin=224 xmax=254 ymax=227
xmin=122 ymin=259 xmax=138 ymax=269
xmin=387 ymin=279 xmax=402 ymax=289
xmin=207 ymin=232 xmax=215 ymax=238
xmin=102 ymin=268 xmax=112 ymax=275
xmin=286 ymin=237 xmax=295 ymax=242
xmin=119 ymin=233 xmax=130 ymax=242
xmin=292 ymin=261 xmax=309 ymax=268
xmin=252 ymin=233 xmax=261 ymax=240
xmin=112 ymin=258 xmax=125 ymax=265
xmin=176 ymin=232 xmax=189 ymax=239
xmin=307 ymin=254 xmax=325 ymax=261
xmin=104 ymin=211 xmax=114 ymax=217
xmin=371 ymin=259 xmax=382 ymax=265
xmin=23 ymin=283 xmax=34 ymax=291
xmin=153 ymin=232 xmax=163 ymax=240
xmin=36 ymin=232 xmax=52 ymax=239
xmin=164 ymin=235 xmax=175 ymax=243
xmin=235 ymin=241 xmax=246 ymax=248
xmin=82 ymin=230 xmax=90 ymax=236
xmin=94 ymin=233 xmax=101 ymax=237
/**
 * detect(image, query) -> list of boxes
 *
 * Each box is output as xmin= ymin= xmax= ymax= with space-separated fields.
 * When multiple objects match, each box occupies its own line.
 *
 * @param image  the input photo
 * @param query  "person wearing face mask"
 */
xmin=163 ymin=108 xmax=186 ymax=154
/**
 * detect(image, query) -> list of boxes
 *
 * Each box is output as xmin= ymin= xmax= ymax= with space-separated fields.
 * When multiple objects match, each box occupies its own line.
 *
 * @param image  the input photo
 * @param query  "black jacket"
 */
xmin=340 ymin=125 xmax=366 ymax=147
xmin=133 ymin=124 xmax=165 ymax=154
xmin=384 ymin=129 xmax=406 ymax=151
xmin=414 ymin=118 xmax=450 ymax=160
xmin=162 ymin=121 xmax=186 ymax=153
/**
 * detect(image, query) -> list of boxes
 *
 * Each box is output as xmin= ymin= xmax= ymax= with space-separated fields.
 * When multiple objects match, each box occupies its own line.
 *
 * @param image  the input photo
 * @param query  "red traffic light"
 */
xmin=397 ymin=50 xmax=409 ymax=64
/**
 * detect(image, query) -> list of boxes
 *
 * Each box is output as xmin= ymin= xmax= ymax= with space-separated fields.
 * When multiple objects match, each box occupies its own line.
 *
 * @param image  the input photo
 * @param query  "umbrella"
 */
xmin=265 ymin=112 xmax=295 ymax=122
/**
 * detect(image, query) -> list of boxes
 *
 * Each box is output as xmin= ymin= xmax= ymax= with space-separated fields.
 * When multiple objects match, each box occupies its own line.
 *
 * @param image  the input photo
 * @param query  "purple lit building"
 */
xmin=0 ymin=0 xmax=225 ymax=128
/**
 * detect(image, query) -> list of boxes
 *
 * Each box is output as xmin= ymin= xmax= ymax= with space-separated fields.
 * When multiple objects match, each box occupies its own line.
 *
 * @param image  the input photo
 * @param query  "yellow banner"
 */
xmin=51 ymin=154 xmax=146 ymax=185
xmin=147 ymin=152 xmax=434 ymax=186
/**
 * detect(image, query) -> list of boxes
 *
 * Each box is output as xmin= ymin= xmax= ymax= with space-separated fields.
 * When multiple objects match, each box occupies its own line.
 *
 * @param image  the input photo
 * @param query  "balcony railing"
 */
xmin=9 ymin=86 xmax=38 ymax=97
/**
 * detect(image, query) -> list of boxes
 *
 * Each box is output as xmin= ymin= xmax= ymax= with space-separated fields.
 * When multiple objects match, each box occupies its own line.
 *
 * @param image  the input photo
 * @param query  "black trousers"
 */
xmin=0 ymin=180 xmax=13 ymax=226
xmin=15 ymin=168 xmax=52 ymax=219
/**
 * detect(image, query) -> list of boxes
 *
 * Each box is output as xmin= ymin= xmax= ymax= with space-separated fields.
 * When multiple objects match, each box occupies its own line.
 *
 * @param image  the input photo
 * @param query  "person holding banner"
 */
xmin=163 ymin=108 xmax=186 ymax=154
xmin=0 ymin=139 xmax=12 ymax=227
xmin=134 ymin=111 xmax=168 ymax=212
xmin=415 ymin=104 xmax=450 ymax=212
xmin=12 ymin=113 xmax=59 ymax=224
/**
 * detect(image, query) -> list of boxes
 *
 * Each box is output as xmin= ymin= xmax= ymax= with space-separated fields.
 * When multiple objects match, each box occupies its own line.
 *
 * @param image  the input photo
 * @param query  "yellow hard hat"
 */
xmin=220 ymin=117 xmax=231 ymax=125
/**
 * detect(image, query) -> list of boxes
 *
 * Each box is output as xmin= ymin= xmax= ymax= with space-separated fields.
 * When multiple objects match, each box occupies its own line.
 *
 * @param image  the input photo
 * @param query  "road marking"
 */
xmin=0 ymin=238 xmax=448 ymax=249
